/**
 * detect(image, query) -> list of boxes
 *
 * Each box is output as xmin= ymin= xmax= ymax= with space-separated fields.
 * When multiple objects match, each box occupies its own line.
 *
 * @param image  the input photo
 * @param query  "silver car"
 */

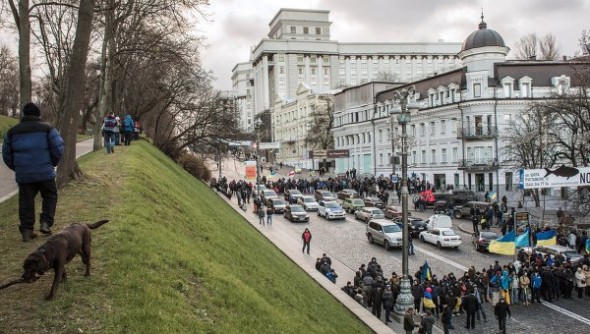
xmin=355 ymin=207 xmax=385 ymax=223
xmin=297 ymin=195 xmax=319 ymax=211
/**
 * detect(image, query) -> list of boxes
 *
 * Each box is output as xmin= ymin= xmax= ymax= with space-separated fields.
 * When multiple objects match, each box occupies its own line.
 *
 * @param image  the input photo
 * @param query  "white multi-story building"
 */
xmin=232 ymin=8 xmax=463 ymax=136
xmin=332 ymin=16 xmax=586 ymax=201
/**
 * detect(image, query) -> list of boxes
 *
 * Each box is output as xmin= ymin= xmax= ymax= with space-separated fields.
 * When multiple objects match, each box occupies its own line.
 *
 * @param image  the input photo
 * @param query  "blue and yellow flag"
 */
xmin=421 ymin=260 xmax=432 ymax=281
xmin=423 ymin=288 xmax=436 ymax=309
xmin=536 ymin=230 xmax=557 ymax=246
xmin=586 ymin=239 xmax=590 ymax=254
xmin=489 ymin=230 xmax=516 ymax=255
xmin=515 ymin=228 xmax=530 ymax=248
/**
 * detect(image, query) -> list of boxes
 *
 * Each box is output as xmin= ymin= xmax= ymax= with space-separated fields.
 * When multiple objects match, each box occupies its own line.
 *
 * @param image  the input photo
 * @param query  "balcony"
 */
xmin=458 ymin=159 xmax=499 ymax=171
xmin=457 ymin=127 xmax=497 ymax=140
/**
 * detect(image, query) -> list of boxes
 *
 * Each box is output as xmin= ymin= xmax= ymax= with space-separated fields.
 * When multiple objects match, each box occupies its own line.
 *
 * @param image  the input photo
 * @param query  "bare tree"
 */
xmin=304 ymin=95 xmax=335 ymax=152
xmin=539 ymin=34 xmax=560 ymax=60
xmin=55 ymin=0 xmax=95 ymax=187
xmin=7 ymin=0 xmax=32 ymax=107
xmin=0 ymin=45 xmax=20 ymax=116
xmin=578 ymin=29 xmax=590 ymax=56
xmin=514 ymin=33 xmax=539 ymax=60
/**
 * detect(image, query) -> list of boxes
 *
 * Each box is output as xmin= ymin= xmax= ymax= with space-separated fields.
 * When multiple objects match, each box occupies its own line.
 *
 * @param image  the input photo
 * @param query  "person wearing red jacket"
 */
xmin=302 ymin=228 xmax=312 ymax=254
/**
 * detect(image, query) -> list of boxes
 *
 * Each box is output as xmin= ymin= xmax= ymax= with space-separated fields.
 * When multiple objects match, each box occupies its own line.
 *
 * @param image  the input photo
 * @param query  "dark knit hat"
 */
xmin=23 ymin=102 xmax=41 ymax=116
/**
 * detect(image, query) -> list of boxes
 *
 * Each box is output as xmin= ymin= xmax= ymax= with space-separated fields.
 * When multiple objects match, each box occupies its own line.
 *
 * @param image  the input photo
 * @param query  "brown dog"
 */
xmin=21 ymin=220 xmax=109 ymax=300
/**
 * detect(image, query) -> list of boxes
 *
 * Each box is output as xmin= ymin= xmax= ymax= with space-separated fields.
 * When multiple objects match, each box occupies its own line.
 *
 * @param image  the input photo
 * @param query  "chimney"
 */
xmin=563 ymin=55 xmax=568 ymax=61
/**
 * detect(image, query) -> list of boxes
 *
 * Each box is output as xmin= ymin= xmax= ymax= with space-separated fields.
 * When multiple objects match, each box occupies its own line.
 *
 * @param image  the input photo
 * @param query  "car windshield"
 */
xmin=325 ymin=202 xmax=340 ymax=208
xmin=481 ymin=232 xmax=498 ymax=240
xmin=372 ymin=209 xmax=384 ymax=215
xmin=442 ymin=230 xmax=457 ymax=236
xmin=563 ymin=251 xmax=579 ymax=259
xmin=264 ymin=190 xmax=276 ymax=196
xmin=290 ymin=190 xmax=302 ymax=195
xmin=435 ymin=216 xmax=452 ymax=224
xmin=352 ymin=199 xmax=365 ymax=205
xmin=322 ymin=192 xmax=334 ymax=197
xmin=273 ymin=199 xmax=286 ymax=205
xmin=304 ymin=197 xmax=315 ymax=203
xmin=383 ymin=225 xmax=402 ymax=233
xmin=290 ymin=206 xmax=305 ymax=212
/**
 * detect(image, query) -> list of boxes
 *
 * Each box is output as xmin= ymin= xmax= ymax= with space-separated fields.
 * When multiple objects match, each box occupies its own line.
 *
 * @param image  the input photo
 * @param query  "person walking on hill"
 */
xmin=266 ymin=206 xmax=273 ymax=226
xmin=302 ymin=228 xmax=312 ymax=254
xmin=2 ymin=102 xmax=64 ymax=241
xmin=102 ymin=112 xmax=118 ymax=154
xmin=122 ymin=114 xmax=135 ymax=146
xmin=257 ymin=206 xmax=265 ymax=226
xmin=494 ymin=298 xmax=511 ymax=334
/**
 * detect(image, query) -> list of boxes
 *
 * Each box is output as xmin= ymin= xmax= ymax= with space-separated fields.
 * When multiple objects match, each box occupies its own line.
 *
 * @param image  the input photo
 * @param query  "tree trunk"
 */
xmin=17 ymin=0 xmax=32 ymax=107
xmin=94 ymin=0 xmax=114 ymax=151
xmin=56 ymin=0 xmax=96 ymax=187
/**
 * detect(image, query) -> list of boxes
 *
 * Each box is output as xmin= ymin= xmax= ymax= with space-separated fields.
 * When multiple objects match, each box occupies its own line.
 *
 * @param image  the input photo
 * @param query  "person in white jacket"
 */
xmin=574 ymin=267 xmax=586 ymax=298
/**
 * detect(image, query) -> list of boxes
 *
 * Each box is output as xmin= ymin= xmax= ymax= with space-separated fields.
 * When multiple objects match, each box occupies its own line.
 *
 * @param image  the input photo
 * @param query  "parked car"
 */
xmin=284 ymin=189 xmax=303 ymax=203
xmin=267 ymin=198 xmax=287 ymax=213
xmin=419 ymin=228 xmax=462 ymax=249
xmin=363 ymin=196 xmax=385 ymax=209
xmin=315 ymin=189 xmax=336 ymax=202
xmin=317 ymin=201 xmax=346 ymax=220
xmin=342 ymin=198 xmax=365 ymax=213
xmin=425 ymin=215 xmax=453 ymax=231
xmin=471 ymin=231 xmax=499 ymax=252
xmin=337 ymin=188 xmax=359 ymax=200
xmin=283 ymin=204 xmax=310 ymax=222
xmin=366 ymin=219 xmax=403 ymax=250
xmin=529 ymin=245 xmax=583 ymax=263
xmin=384 ymin=205 xmax=403 ymax=219
xmin=393 ymin=217 xmax=428 ymax=238
xmin=297 ymin=195 xmax=320 ymax=211
xmin=261 ymin=189 xmax=279 ymax=204
xmin=355 ymin=207 xmax=385 ymax=223
xmin=452 ymin=201 xmax=492 ymax=219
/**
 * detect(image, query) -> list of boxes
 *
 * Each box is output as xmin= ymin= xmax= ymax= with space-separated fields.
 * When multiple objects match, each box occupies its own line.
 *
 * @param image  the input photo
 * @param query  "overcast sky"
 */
xmin=199 ymin=0 xmax=590 ymax=91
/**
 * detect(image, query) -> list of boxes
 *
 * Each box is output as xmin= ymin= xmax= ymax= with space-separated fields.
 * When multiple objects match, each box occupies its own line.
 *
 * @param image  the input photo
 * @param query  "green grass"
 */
xmin=0 ymin=115 xmax=19 ymax=143
xmin=0 ymin=140 xmax=371 ymax=334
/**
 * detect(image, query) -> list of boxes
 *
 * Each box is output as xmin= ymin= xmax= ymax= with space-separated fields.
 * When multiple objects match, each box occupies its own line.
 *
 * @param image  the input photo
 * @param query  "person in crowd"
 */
xmin=102 ymin=111 xmax=118 ymax=153
xmin=122 ymin=114 xmax=135 ymax=145
xmin=113 ymin=116 xmax=121 ymax=145
xmin=2 ymin=102 xmax=64 ymax=241
xmin=419 ymin=310 xmax=435 ymax=334
xmin=302 ymin=228 xmax=312 ymax=254
xmin=403 ymin=307 xmax=418 ymax=334
xmin=494 ymin=297 xmax=511 ymax=334
xmin=321 ymin=253 xmax=332 ymax=266
xmin=266 ymin=205 xmax=273 ymax=226
xmin=574 ymin=267 xmax=586 ymax=298
xmin=382 ymin=285 xmax=394 ymax=324
xmin=441 ymin=303 xmax=452 ymax=334
xmin=326 ymin=268 xmax=338 ymax=284
xmin=531 ymin=271 xmax=542 ymax=304
xmin=519 ymin=270 xmax=531 ymax=306
xmin=462 ymin=289 xmax=478 ymax=329
xmin=473 ymin=285 xmax=487 ymax=322
xmin=257 ymin=206 xmax=265 ymax=225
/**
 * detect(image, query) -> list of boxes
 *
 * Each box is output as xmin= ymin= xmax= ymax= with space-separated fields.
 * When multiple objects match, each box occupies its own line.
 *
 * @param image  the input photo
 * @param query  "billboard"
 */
xmin=258 ymin=142 xmax=281 ymax=149
xmin=245 ymin=160 xmax=257 ymax=180
xmin=522 ymin=165 xmax=590 ymax=189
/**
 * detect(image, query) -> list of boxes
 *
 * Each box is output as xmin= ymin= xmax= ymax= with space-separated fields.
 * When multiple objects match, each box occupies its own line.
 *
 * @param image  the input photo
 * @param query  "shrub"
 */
xmin=176 ymin=152 xmax=211 ymax=181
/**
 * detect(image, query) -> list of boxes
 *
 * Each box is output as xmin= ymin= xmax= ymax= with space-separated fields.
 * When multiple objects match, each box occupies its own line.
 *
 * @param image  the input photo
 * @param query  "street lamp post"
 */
xmin=254 ymin=118 xmax=262 ymax=198
xmin=391 ymin=86 xmax=420 ymax=315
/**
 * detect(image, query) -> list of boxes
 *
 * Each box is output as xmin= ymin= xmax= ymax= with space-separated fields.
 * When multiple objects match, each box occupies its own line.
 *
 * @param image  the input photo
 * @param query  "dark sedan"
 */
xmin=393 ymin=217 xmax=427 ymax=238
xmin=471 ymin=231 xmax=499 ymax=252
xmin=283 ymin=204 xmax=310 ymax=222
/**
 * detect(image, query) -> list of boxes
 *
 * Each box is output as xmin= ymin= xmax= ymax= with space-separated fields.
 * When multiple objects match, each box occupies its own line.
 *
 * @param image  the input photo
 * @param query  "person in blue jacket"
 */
xmin=2 ymin=102 xmax=64 ymax=241
xmin=122 ymin=114 xmax=135 ymax=146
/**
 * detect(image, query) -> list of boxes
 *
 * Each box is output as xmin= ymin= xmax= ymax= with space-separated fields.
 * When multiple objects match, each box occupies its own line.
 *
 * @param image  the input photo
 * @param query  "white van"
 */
xmin=425 ymin=215 xmax=453 ymax=230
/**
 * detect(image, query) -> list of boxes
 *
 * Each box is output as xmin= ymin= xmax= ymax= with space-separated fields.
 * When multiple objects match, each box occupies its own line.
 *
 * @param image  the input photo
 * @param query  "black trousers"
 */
xmin=302 ymin=241 xmax=310 ymax=254
xmin=18 ymin=179 xmax=58 ymax=232
xmin=498 ymin=316 xmax=507 ymax=333
xmin=466 ymin=311 xmax=476 ymax=328
xmin=124 ymin=131 xmax=133 ymax=145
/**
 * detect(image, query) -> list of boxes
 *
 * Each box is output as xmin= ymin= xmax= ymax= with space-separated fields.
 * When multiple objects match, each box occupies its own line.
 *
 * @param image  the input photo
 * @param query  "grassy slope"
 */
xmin=0 ymin=115 xmax=19 ymax=143
xmin=0 ymin=140 xmax=371 ymax=334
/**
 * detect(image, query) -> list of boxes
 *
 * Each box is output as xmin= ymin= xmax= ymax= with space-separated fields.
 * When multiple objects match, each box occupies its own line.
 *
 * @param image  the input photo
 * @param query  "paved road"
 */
xmin=0 ymin=139 xmax=95 ymax=202
xmin=217 ymin=157 xmax=590 ymax=334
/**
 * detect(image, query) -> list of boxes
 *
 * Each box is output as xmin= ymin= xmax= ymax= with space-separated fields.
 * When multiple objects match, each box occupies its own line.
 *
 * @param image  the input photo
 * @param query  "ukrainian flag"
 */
xmin=489 ymin=230 xmax=516 ymax=255
xmin=536 ymin=230 xmax=557 ymax=246
xmin=421 ymin=260 xmax=432 ymax=281
xmin=515 ymin=228 xmax=530 ymax=248
xmin=586 ymin=239 xmax=590 ymax=254
xmin=423 ymin=288 xmax=436 ymax=309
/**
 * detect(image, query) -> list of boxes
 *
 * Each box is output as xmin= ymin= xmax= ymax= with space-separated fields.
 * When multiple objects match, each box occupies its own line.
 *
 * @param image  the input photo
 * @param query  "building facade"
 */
xmin=232 ymin=8 xmax=463 ymax=139
xmin=332 ymin=16 xmax=586 ymax=201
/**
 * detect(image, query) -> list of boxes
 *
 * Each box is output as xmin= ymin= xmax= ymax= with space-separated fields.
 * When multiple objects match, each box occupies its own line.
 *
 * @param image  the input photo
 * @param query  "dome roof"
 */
xmin=461 ymin=14 xmax=505 ymax=51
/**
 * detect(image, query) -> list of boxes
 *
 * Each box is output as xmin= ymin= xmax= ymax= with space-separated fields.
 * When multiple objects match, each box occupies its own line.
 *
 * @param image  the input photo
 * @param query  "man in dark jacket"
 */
xmin=462 ymin=290 xmax=478 ymax=329
xmin=2 ymin=103 xmax=64 ymax=241
xmin=494 ymin=298 xmax=511 ymax=334
xmin=403 ymin=307 xmax=417 ymax=334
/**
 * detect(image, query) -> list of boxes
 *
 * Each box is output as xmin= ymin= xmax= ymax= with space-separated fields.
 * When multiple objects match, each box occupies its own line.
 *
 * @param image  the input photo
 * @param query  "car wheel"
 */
xmin=317 ymin=212 xmax=321 ymax=217
xmin=420 ymin=235 xmax=425 ymax=242
xmin=384 ymin=240 xmax=391 ymax=251
xmin=453 ymin=210 xmax=462 ymax=219
xmin=454 ymin=246 xmax=459 ymax=249
xmin=368 ymin=234 xmax=374 ymax=244
xmin=437 ymin=242 xmax=442 ymax=248
xmin=365 ymin=217 xmax=370 ymax=223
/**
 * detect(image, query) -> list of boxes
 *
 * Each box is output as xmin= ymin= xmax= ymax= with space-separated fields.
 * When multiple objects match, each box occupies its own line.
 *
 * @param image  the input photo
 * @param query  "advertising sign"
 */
xmin=327 ymin=149 xmax=350 ymax=158
xmin=258 ymin=142 xmax=281 ymax=150
xmin=522 ymin=166 xmax=590 ymax=189
xmin=245 ymin=160 xmax=257 ymax=180
xmin=311 ymin=150 xmax=327 ymax=158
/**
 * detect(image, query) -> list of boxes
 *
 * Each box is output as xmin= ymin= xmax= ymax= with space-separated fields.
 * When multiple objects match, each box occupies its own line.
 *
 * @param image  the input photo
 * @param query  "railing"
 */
xmin=457 ymin=127 xmax=497 ymax=140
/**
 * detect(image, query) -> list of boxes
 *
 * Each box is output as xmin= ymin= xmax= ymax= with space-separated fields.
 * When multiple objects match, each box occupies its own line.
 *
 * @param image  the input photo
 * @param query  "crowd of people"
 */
xmin=343 ymin=250 xmax=590 ymax=333
xmin=101 ymin=111 xmax=141 ymax=154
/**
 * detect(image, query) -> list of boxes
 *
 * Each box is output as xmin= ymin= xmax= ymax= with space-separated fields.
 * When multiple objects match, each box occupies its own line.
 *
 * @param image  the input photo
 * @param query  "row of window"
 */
xmin=289 ymin=26 xmax=322 ymax=36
